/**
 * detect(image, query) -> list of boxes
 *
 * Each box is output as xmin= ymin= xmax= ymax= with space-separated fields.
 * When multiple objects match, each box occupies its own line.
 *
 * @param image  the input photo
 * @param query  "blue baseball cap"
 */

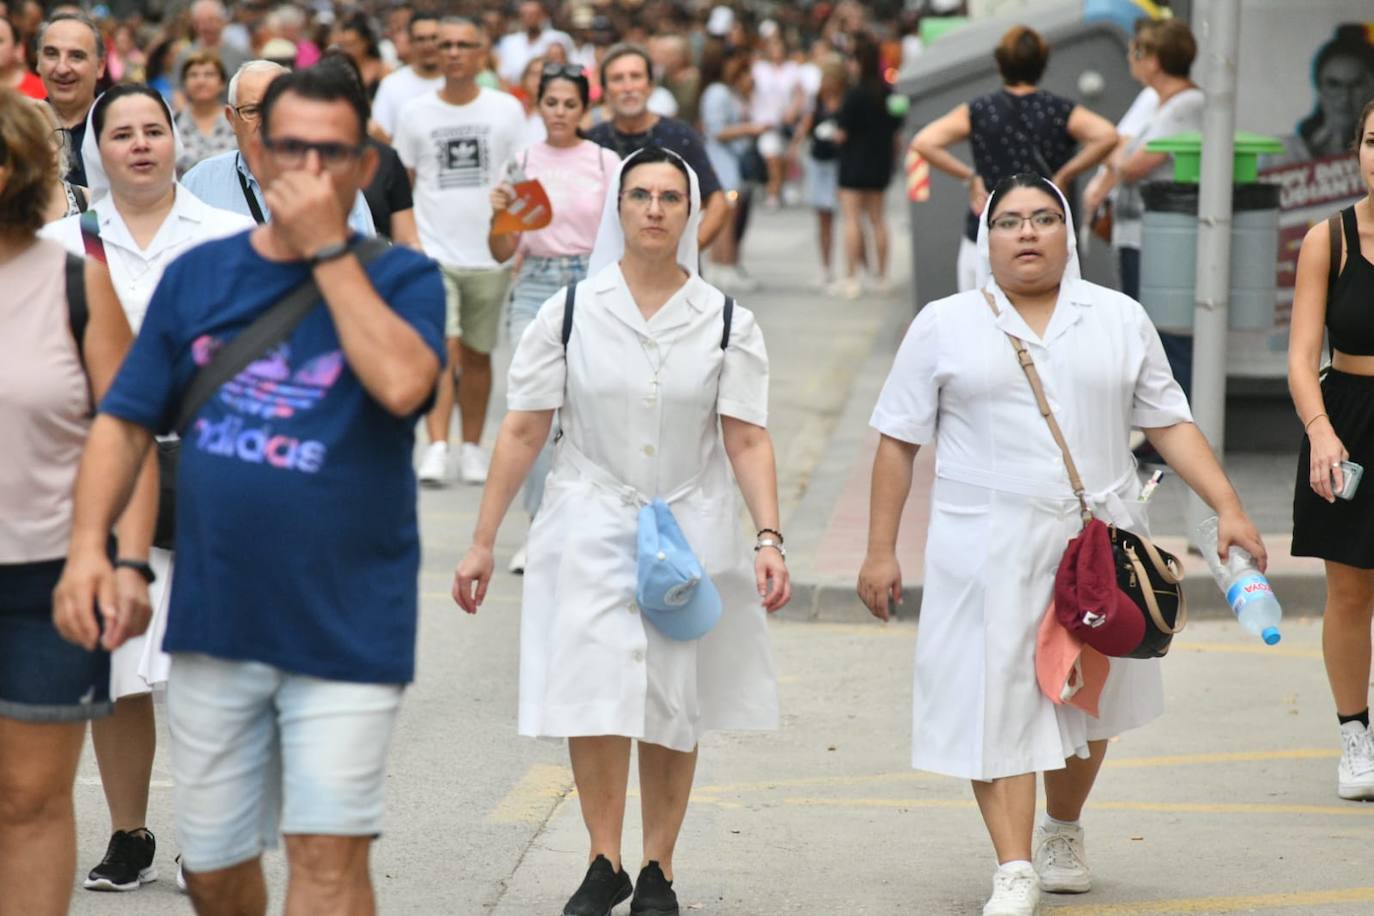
xmin=636 ymin=499 xmax=722 ymax=641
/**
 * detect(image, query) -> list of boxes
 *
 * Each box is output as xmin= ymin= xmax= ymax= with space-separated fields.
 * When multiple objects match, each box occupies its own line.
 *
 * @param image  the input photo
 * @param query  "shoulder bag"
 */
xmin=154 ymin=238 xmax=388 ymax=549
xmin=982 ymin=290 xmax=1187 ymax=658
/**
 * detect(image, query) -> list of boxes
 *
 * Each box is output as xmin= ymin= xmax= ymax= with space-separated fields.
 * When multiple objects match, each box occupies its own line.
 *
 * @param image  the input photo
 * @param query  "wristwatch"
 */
xmin=114 ymin=558 xmax=156 ymax=584
xmin=308 ymin=240 xmax=352 ymax=267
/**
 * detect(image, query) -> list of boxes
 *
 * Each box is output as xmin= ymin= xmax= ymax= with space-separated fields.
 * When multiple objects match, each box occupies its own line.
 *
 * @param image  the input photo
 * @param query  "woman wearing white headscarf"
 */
xmin=453 ymin=146 xmax=790 ymax=916
xmin=40 ymin=84 xmax=252 ymax=894
xmin=857 ymin=173 xmax=1267 ymax=916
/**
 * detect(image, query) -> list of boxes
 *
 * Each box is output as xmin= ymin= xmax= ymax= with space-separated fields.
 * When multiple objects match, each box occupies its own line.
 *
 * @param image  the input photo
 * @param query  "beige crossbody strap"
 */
xmin=981 ymin=290 xmax=1093 ymax=525
xmin=1124 ymin=543 xmax=1188 ymax=634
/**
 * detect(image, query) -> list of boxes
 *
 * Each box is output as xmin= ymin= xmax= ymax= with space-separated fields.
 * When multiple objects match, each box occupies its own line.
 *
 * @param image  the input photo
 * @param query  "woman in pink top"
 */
xmin=0 ymin=88 xmax=156 ymax=916
xmin=488 ymin=62 xmax=618 ymax=574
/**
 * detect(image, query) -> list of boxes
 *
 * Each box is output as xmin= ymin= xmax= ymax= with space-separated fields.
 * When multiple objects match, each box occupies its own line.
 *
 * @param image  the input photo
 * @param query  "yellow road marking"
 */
xmin=486 ymin=764 xmax=573 ymax=824
xmin=1104 ymin=747 xmax=1338 ymax=769
xmin=1053 ymin=885 xmax=1374 ymax=914
xmin=778 ymin=797 xmax=1374 ymax=817
xmin=1172 ymin=641 xmax=1323 ymax=659
xmin=691 ymin=749 xmax=1336 ymax=798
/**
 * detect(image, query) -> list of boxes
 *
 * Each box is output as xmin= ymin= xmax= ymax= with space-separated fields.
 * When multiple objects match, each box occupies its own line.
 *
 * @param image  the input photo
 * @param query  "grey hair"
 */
xmin=440 ymin=15 xmax=483 ymax=38
xmin=227 ymin=59 xmax=288 ymax=106
xmin=190 ymin=0 xmax=228 ymax=20
xmin=266 ymin=4 xmax=305 ymax=31
xmin=39 ymin=12 xmax=106 ymax=60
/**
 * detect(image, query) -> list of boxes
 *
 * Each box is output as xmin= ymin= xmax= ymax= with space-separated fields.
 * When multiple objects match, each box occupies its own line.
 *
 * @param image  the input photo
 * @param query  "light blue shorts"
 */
xmin=508 ymin=254 xmax=589 ymax=519
xmin=167 ymin=653 xmax=404 ymax=873
xmin=806 ymin=156 xmax=840 ymax=212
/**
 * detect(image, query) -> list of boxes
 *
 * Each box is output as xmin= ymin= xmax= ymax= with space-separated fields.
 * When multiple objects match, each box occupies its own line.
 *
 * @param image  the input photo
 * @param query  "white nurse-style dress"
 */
xmin=42 ymin=185 xmax=253 ymax=697
xmin=506 ymin=261 xmax=779 ymax=753
xmin=870 ymin=277 xmax=1192 ymax=781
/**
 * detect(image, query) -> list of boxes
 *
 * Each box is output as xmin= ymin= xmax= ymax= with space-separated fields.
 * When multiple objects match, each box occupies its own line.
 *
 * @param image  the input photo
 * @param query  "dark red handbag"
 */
xmin=982 ymin=292 xmax=1188 ymax=658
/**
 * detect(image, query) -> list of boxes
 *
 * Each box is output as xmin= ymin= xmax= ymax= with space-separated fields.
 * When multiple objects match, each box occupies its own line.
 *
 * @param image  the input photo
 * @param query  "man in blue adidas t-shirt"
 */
xmin=54 ymin=66 xmax=444 ymax=914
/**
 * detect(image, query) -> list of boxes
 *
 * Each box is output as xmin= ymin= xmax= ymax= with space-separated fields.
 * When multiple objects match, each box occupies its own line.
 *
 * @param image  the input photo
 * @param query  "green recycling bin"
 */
xmin=1138 ymin=132 xmax=1283 ymax=333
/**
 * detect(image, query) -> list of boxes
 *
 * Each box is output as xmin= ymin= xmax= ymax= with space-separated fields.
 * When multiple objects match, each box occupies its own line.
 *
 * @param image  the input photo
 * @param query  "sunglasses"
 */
xmin=541 ymin=63 xmax=586 ymax=81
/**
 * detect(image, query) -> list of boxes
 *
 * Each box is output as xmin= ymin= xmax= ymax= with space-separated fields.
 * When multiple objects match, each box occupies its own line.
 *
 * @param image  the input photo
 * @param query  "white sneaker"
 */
xmin=175 ymin=856 xmax=188 ymax=893
xmin=508 ymin=544 xmax=527 ymax=575
xmin=835 ymin=277 xmax=863 ymax=300
xmin=459 ymin=443 xmax=489 ymax=485
xmin=417 ymin=442 xmax=448 ymax=486
xmin=814 ymin=269 xmax=833 ymax=290
xmin=1337 ymin=721 xmax=1374 ymax=799
xmin=1033 ymin=822 xmax=1091 ymax=894
xmin=983 ymin=862 xmax=1041 ymax=916
xmin=711 ymin=265 xmax=759 ymax=294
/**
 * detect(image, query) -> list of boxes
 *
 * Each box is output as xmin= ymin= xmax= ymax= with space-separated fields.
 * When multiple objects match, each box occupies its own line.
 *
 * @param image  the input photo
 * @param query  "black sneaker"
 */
xmin=563 ymin=854 xmax=632 ymax=916
xmin=84 ymin=829 xmax=157 ymax=891
xmin=629 ymin=861 xmax=679 ymax=916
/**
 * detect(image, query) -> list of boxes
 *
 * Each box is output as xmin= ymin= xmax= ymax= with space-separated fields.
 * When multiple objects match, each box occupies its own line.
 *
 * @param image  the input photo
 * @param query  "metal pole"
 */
xmin=1188 ymin=0 xmax=1240 ymax=535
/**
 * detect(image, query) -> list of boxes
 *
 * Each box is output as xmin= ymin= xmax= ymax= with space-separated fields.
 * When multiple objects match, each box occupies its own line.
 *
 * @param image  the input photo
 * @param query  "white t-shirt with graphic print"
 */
xmin=394 ymin=87 xmax=526 ymax=268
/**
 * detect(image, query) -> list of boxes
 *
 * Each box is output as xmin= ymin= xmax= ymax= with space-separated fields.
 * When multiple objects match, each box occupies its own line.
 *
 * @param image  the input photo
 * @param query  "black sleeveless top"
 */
xmin=1327 ymin=206 xmax=1374 ymax=356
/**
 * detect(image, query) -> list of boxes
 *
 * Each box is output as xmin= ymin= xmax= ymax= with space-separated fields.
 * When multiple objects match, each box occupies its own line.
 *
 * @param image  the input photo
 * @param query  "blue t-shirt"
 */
xmin=100 ymin=231 xmax=445 ymax=684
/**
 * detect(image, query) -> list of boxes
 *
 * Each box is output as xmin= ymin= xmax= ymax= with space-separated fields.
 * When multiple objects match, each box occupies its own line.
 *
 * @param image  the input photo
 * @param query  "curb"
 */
xmin=781 ymin=570 xmax=1327 ymax=625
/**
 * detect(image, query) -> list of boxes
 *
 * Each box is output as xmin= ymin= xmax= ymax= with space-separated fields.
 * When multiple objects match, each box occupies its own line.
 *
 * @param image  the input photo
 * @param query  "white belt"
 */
xmin=556 ymin=437 xmax=710 ymax=509
xmin=938 ymin=464 xmax=1140 ymax=529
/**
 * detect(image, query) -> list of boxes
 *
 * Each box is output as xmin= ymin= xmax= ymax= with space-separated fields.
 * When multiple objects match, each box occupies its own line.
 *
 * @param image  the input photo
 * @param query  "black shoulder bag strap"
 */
xmin=172 ymin=238 xmax=389 ymax=433
xmin=65 ymin=254 xmax=89 ymax=365
xmin=236 ymin=154 xmax=267 ymax=225
xmin=561 ymin=282 xmax=576 ymax=349
xmin=561 ymin=286 xmax=734 ymax=351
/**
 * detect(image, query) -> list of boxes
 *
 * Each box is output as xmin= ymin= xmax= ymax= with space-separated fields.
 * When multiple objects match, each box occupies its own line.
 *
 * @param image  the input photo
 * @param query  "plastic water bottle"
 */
xmin=1195 ymin=516 xmax=1282 ymax=645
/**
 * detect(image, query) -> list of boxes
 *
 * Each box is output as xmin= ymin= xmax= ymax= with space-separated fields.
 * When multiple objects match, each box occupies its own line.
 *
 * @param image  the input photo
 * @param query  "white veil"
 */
xmin=81 ymin=90 xmax=187 ymax=201
xmin=973 ymin=175 xmax=1081 ymax=291
xmin=586 ymin=146 xmax=703 ymax=278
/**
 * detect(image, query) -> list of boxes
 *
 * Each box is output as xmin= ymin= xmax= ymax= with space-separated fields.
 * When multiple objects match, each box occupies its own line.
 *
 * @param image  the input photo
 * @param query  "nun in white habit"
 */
xmin=857 ymin=173 xmax=1267 ymax=916
xmin=453 ymin=146 xmax=790 ymax=916
xmin=39 ymin=85 xmax=251 ymax=891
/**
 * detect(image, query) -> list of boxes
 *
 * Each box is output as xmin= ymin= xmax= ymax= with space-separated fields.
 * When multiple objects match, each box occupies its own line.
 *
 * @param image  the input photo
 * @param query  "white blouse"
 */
xmin=41 ymin=184 xmax=254 ymax=332
xmin=508 ymin=262 xmax=770 ymax=495
xmin=872 ymin=278 xmax=1192 ymax=505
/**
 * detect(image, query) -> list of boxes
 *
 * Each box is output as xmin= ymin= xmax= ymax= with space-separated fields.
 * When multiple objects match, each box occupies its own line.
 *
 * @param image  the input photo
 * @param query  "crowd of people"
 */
xmin=0 ymin=2 xmax=918 ymax=915
xmin=6 ymin=1 xmax=1374 ymax=915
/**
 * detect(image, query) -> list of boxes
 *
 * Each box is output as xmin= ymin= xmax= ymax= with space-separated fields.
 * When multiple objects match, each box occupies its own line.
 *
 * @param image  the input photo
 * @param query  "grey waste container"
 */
xmin=1138 ymin=182 xmax=1281 ymax=333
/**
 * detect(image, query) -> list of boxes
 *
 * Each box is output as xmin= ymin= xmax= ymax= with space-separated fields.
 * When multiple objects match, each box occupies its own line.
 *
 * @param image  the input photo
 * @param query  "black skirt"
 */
xmin=1293 ymin=370 xmax=1374 ymax=568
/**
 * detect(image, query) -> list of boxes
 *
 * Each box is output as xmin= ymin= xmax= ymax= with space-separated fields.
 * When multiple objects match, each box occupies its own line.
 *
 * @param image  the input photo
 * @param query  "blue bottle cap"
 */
xmin=1262 ymin=626 xmax=1281 ymax=645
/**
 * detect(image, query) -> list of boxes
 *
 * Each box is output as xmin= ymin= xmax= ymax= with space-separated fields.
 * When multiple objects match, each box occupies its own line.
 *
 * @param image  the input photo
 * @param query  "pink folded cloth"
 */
xmin=1036 ymin=601 xmax=1109 ymax=718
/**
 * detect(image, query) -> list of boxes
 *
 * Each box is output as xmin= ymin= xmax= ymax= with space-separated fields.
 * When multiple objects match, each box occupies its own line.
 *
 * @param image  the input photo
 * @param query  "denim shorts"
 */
xmin=507 ymin=254 xmax=590 ymax=343
xmin=167 ymin=653 xmax=404 ymax=873
xmin=0 ymin=558 xmax=113 ymax=723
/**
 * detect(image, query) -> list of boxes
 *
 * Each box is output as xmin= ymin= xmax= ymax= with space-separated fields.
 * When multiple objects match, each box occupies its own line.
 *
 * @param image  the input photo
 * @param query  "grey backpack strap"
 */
xmin=561 ymin=282 xmax=576 ymax=349
xmin=173 ymin=238 xmax=389 ymax=434
xmin=721 ymin=295 xmax=734 ymax=350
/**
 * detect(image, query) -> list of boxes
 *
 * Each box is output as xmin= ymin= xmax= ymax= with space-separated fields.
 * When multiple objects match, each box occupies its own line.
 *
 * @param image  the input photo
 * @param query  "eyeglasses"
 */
xmin=233 ymin=104 xmax=261 ymax=121
xmin=989 ymin=210 xmax=1066 ymax=234
xmin=542 ymin=62 xmax=585 ymax=81
xmin=260 ymin=135 xmax=365 ymax=169
xmin=438 ymin=39 xmax=482 ymax=53
xmin=621 ymin=187 xmax=687 ymax=209
xmin=1129 ymin=41 xmax=1154 ymax=61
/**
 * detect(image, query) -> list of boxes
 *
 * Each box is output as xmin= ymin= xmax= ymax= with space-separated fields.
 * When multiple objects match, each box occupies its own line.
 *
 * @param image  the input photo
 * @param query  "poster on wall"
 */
xmin=1234 ymin=13 xmax=1373 ymax=378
